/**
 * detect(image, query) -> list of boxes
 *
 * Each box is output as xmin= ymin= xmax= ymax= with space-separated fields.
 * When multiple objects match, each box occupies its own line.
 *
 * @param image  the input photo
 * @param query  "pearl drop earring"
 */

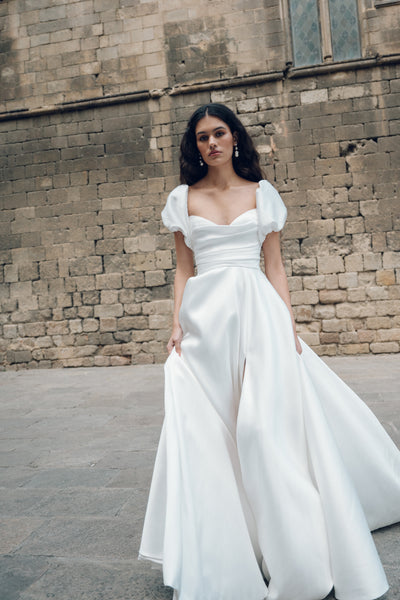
xmin=199 ymin=154 xmax=204 ymax=167
xmin=234 ymin=144 xmax=239 ymax=158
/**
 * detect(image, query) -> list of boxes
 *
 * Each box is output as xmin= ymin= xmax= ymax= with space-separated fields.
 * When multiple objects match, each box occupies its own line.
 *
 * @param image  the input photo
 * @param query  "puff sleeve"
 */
xmin=161 ymin=184 xmax=192 ymax=249
xmin=256 ymin=179 xmax=287 ymax=244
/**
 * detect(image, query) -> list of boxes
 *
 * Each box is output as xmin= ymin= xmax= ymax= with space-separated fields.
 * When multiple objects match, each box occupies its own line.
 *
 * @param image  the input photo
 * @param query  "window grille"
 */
xmin=289 ymin=0 xmax=362 ymax=67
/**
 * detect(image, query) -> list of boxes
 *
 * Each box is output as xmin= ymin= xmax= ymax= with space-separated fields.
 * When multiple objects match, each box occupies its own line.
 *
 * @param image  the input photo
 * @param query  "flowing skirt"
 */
xmin=139 ymin=266 xmax=400 ymax=600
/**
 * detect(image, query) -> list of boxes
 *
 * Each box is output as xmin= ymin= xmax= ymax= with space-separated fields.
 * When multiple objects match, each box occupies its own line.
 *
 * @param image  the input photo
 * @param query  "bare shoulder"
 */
xmin=235 ymin=179 xmax=260 ymax=193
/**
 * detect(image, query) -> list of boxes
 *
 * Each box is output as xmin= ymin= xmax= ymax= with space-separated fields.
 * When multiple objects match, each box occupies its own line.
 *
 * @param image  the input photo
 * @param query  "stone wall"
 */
xmin=0 ymin=0 xmax=400 ymax=369
xmin=1 ymin=0 xmax=400 ymax=113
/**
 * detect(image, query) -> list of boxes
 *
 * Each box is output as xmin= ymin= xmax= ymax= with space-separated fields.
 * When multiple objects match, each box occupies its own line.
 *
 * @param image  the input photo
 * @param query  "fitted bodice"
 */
xmin=160 ymin=179 xmax=288 ymax=275
xmin=189 ymin=210 xmax=262 ymax=275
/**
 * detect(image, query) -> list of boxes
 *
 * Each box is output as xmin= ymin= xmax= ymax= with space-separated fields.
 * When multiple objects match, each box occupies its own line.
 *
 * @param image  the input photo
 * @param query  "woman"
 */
xmin=139 ymin=103 xmax=400 ymax=600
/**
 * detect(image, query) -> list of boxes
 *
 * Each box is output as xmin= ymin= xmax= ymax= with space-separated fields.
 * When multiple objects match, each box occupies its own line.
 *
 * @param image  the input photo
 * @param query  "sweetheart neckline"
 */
xmin=185 ymin=182 xmax=261 ymax=227
xmin=188 ymin=208 xmax=257 ymax=227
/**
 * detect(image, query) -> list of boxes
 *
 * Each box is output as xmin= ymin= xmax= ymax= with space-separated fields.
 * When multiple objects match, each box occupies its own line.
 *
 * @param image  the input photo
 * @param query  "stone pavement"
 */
xmin=0 ymin=355 xmax=399 ymax=600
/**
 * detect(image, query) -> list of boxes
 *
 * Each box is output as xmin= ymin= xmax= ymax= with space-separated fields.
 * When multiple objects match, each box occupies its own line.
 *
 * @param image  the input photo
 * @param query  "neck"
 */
xmin=203 ymin=162 xmax=241 ymax=189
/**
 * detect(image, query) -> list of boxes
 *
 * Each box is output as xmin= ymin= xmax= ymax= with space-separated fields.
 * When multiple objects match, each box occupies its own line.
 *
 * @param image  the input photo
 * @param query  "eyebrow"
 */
xmin=195 ymin=126 xmax=227 ymax=136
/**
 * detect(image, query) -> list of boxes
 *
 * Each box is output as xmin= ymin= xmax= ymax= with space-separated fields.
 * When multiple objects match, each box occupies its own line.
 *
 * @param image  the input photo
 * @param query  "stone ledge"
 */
xmin=2 ymin=53 xmax=400 ymax=123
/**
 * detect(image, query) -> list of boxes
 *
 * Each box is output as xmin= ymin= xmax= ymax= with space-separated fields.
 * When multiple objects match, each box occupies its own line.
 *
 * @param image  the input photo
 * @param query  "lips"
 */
xmin=209 ymin=151 xmax=221 ymax=156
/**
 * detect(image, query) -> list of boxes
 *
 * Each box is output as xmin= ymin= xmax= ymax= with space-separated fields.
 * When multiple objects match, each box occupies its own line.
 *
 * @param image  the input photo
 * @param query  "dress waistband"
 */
xmin=196 ymin=257 xmax=262 ymax=275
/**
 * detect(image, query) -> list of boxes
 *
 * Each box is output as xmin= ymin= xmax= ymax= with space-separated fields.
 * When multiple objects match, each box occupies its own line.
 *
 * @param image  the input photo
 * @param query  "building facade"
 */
xmin=0 ymin=0 xmax=399 ymax=368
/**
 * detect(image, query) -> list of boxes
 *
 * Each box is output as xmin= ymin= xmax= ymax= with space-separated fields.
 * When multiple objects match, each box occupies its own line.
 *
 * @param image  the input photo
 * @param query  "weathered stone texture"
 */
xmin=0 ymin=1 xmax=400 ymax=368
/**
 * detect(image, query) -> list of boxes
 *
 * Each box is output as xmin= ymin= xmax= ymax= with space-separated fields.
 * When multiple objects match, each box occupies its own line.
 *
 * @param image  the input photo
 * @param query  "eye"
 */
xmin=198 ymin=135 xmax=208 ymax=142
xmin=216 ymin=130 xmax=225 ymax=137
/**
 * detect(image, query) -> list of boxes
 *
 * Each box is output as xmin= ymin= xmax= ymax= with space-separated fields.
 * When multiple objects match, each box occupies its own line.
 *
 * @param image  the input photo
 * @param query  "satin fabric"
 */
xmin=139 ymin=182 xmax=400 ymax=600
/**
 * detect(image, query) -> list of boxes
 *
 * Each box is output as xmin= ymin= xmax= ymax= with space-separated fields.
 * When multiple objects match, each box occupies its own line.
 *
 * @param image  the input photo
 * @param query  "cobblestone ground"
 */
xmin=0 ymin=356 xmax=399 ymax=600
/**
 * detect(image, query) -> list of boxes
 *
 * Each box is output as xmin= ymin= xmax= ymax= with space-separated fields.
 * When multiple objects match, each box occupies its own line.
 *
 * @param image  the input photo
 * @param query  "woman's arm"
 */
xmin=262 ymin=231 xmax=302 ymax=355
xmin=167 ymin=231 xmax=195 ymax=356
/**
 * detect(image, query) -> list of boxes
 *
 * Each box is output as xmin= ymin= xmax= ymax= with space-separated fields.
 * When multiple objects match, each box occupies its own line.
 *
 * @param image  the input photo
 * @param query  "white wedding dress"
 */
xmin=139 ymin=180 xmax=400 ymax=600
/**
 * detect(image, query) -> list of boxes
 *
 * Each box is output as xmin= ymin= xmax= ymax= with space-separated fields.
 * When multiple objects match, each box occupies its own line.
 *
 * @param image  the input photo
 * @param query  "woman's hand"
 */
xmin=294 ymin=334 xmax=303 ymax=355
xmin=167 ymin=324 xmax=184 ymax=356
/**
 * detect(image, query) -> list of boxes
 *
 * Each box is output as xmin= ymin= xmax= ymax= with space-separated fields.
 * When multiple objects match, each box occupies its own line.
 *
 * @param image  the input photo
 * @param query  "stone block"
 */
xmin=237 ymin=99 xmax=258 ymax=113
xmin=131 ymin=329 xmax=154 ymax=342
xmin=300 ymin=89 xmax=328 ymax=104
xmin=387 ymin=232 xmax=400 ymax=251
xmin=99 ymin=318 xmax=116 ymax=332
xmin=86 ymin=257 xmax=103 ymax=274
xmin=345 ymin=217 xmax=365 ymax=234
xmin=338 ymin=273 xmax=358 ymax=289
xmin=39 ymin=260 xmax=58 ymax=279
xmin=345 ymin=254 xmax=363 ymax=272
xmin=122 ymin=273 xmax=145 ymax=288
xmin=3 ymin=324 xmax=18 ymax=338
xmin=96 ymin=239 xmax=123 ymax=255
xmin=375 ymin=328 xmax=400 ymax=342
xmin=99 ymin=343 xmax=135 ymax=357
xmin=366 ymin=287 xmax=389 ymax=301
xmin=148 ymin=314 xmax=171 ymax=329
xmin=366 ymin=316 xmax=391 ymax=329
xmin=383 ymin=252 xmax=400 ymax=269
xmin=317 ymin=256 xmax=344 ymax=274
xmin=19 ymin=263 xmax=40 ymax=281
xmin=357 ymin=330 xmax=374 ymax=343
xmin=117 ymin=316 xmax=148 ymax=330
xmin=319 ymin=290 xmax=347 ymax=304
xmin=69 ymin=319 xmax=82 ymax=334
xmin=340 ymin=343 xmax=369 ymax=355
xmin=321 ymin=203 xmax=359 ymax=219
xmin=83 ymin=318 xmax=100 ymax=332
xmin=320 ymin=332 xmax=339 ymax=344
xmin=124 ymin=237 xmax=139 ymax=253
xmin=142 ymin=299 xmax=173 ymax=314
xmin=375 ymin=300 xmax=400 ymax=316
xmin=10 ymin=281 xmax=32 ymax=300
xmin=363 ymin=252 xmax=382 ymax=271
xmin=348 ymin=288 xmax=367 ymax=302
xmin=370 ymin=342 xmax=399 ymax=354
xmin=376 ymin=270 xmax=395 ymax=286
xmin=20 ymin=322 xmax=46 ymax=337
xmin=155 ymin=250 xmax=172 ymax=269
xmin=7 ymin=350 xmax=33 ymax=364
xmin=313 ymin=305 xmax=335 ymax=319
xmin=339 ymin=332 xmax=360 ymax=344
xmin=288 ymin=277 xmax=303 ymax=292
xmin=303 ymin=275 xmax=325 ymax=290
xmin=290 ymin=290 xmax=319 ymax=306
xmin=282 ymin=221 xmax=308 ymax=240
xmin=100 ymin=290 xmax=119 ymax=304
xmin=95 ymin=274 xmax=122 ymax=290
xmin=4 ymin=264 xmax=18 ymax=283
xmin=292 ymin=258 xmax=316 ymax=276
xmin=74 ymin=276 xmax=96 ymax=292
xmin=308 ymin=220 xmax=335 ymax=237
xmin=336 ymin=303 xmax=361 ymax=318
xmin=94 ymin=304 xmax=124 ymax=318
xmin=371 ymin=232 xmax=387 ymax=254
xmin=82 ymin=291 xmax=100 ymax=305
xmin=145 ymin=270 xmax=165 ymax=286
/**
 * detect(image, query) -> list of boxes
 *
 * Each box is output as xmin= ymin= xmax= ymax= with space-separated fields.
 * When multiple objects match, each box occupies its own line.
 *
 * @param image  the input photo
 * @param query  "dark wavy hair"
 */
xmin=179 ymin=103 xmax=265 ymax=185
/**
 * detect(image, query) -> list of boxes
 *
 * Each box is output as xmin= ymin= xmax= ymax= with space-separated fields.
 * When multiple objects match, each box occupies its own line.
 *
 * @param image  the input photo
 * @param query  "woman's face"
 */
xmin=195 ymin=115 xmax=237 ymax=168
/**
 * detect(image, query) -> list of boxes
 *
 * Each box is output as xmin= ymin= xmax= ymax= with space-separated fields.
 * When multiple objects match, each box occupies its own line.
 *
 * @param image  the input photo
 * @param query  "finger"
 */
xmin=175 ymin=339 xmax=182 ymax=357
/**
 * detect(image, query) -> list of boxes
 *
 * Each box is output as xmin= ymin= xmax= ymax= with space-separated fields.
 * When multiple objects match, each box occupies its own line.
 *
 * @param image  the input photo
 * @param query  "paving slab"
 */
xmin=0 ymin=355 xmax=399 ymax=600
